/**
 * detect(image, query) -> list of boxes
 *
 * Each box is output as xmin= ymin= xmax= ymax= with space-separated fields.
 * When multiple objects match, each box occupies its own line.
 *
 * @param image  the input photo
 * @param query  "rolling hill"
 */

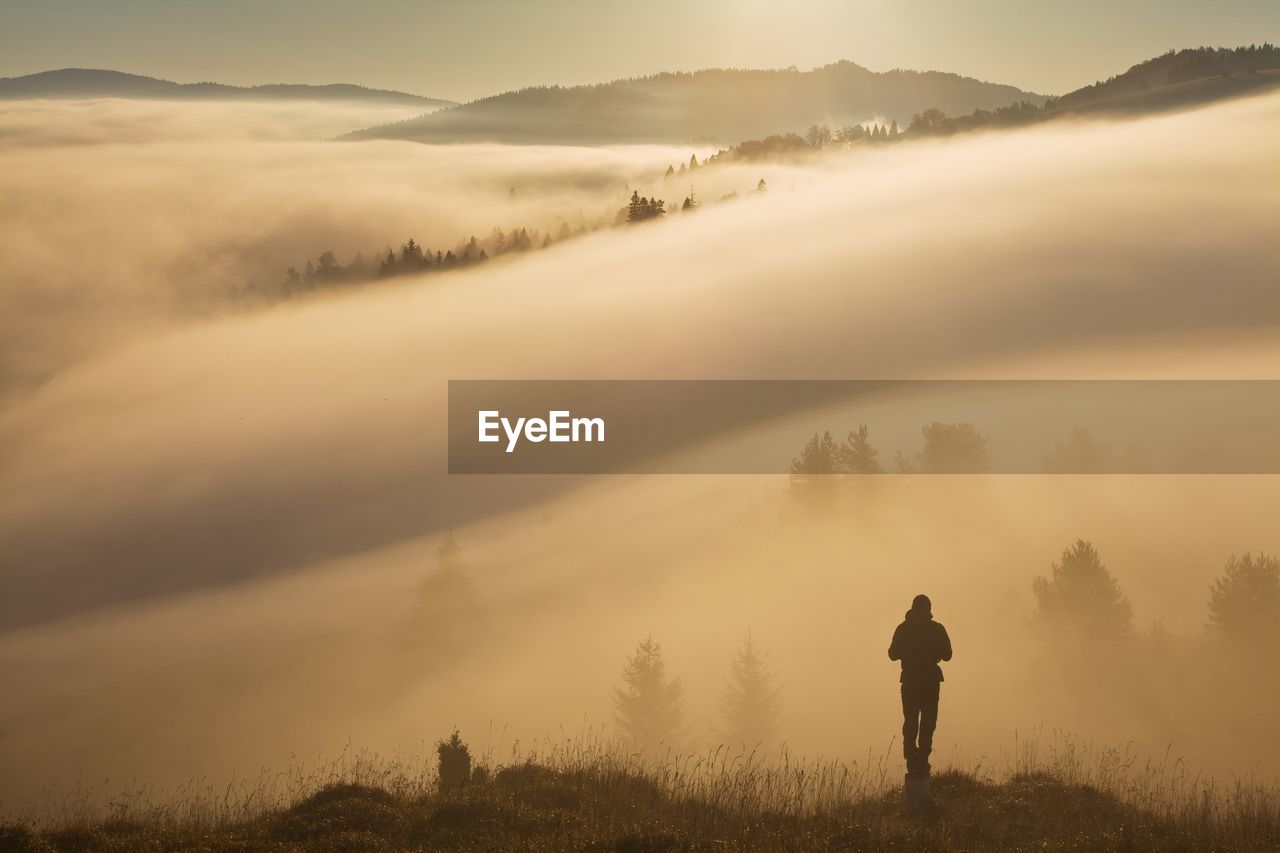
xmin=2 ymin=760 xmax=1269 ymax=852
xmin=0 ymin=68 xmax=455 ymax=108
xmin=347 ymin=61 xmax=1044 ymax=145
xmin=927 ymin=45 xmax=1280 ymax=134
xmin=1051 ymin=44 xmax=1280 ymax=111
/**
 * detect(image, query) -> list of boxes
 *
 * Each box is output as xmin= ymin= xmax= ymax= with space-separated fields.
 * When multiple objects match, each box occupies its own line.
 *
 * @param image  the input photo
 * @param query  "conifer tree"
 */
xmin=1033 ymin=540 xmax=1134 ymax=643
xmin=1208 ymin=553 xmax=1280 ymax=641
xmin=840 ymin=424 xmax=883 ymax=474
xmin=789 ymin=430 xmax=843 ymax=507
xmin=614 ymin=635 xmax=684 ymax=746
xmin=720 ymin=632 xmax=782 ymax=748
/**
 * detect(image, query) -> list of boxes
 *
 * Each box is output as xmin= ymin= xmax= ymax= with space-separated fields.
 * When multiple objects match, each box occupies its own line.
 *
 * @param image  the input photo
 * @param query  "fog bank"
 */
xmin=0 ymin=92 xmax=1277 ymax=815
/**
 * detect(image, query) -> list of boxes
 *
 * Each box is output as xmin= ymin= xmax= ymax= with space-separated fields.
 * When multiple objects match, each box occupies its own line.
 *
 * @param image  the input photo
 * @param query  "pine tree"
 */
xmin=346 ymin=251 xmax=366 ymax=278
xmin=436 ymin=730 xmax=472 ymax=794
xmin=918 ymin=421 xmax=990 ymax=473
xmin=791 ymin=431 xmax=842 ymax=476
xmin=315 ymin=250 xmax=342 ymax=284
xmin=839 ymin=424 xmax=883 ymax=474
xmin=1041 ymin=426 xmax=1111 ymax=473
xmin=627 ymin=191 xmax=666 ymax=223
xmin=614 ymin=635 xmax=683 ymax=747
xmin=790 ymin=430 xmax=843 ymax=507
xmin=720 ymin=632 xmax=782 ymax=748
xmin=1207 ymin=552 xmax=1280 ymax=642
xmin=401 ymin=238 xmax=423 ymax=268
xmin=1033 ymin=540 xmax=1134 ymax=643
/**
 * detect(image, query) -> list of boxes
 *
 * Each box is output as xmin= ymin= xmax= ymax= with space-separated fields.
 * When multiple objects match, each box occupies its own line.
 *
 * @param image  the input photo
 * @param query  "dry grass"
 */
xmin=2 ymin=732 xmax=1278 ymax=851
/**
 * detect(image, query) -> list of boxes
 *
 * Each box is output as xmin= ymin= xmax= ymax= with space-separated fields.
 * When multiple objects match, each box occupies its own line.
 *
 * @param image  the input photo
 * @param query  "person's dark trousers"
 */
xmin=901 ymin=680 xmax=940 ymax=777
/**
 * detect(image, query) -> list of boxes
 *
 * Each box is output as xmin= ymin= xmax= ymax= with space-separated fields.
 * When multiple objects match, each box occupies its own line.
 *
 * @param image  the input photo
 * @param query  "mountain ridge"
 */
xmin=0 ymin=68 xmax=455 ymax=107
xmin=1052 ymin=44 xmax=1279 ymax=111
xmin=346 ymin=60 xmax=1044 ymax=145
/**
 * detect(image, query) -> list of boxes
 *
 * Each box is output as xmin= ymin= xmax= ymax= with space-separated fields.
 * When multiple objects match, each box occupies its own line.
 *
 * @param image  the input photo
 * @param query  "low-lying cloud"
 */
xmin=0 ymin=93 xmax=1277 ymax=815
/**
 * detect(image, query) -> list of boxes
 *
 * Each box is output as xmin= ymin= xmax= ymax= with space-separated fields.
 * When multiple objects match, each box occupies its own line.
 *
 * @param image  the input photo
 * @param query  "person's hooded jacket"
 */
xmin=888 ymin=598 xmax=953 ymax=684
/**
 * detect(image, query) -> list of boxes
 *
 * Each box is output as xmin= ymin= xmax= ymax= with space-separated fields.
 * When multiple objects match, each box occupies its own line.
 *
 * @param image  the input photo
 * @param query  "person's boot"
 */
xmin=904 ymin=754 xmax=929 ymax=809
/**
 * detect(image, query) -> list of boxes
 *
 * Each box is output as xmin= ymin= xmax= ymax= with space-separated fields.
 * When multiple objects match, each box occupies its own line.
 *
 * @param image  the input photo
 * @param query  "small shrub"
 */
xmin=437 ymin=730 xmax=472 ymax=795
xmin=0 ymin=823 xmax=53 ymax=853
xmin=269 ymin=782 xmax=403 ymax=842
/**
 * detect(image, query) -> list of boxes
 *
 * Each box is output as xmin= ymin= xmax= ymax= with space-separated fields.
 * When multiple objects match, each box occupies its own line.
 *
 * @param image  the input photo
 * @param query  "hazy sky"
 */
xmin=1 ymin=0 xmax=1277 ymax=102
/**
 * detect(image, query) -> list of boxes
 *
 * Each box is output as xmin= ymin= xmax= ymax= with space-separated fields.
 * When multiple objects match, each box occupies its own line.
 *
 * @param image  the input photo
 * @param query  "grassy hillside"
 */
xmin=350 ymin=62 xmax=1042 ymax=145
xmin=0 ymin=69 xmax=454 ymax=108
xmin=3 ymin=745 xmax=1277 ymax=852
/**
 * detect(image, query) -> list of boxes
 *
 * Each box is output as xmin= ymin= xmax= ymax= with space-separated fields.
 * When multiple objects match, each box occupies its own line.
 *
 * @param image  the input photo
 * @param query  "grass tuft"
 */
xmin=3 ymin=734 xmax=1278 ymax=851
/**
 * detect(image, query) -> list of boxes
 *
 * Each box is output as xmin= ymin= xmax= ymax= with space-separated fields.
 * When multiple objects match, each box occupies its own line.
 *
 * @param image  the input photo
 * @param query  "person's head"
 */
xmin=910 ymin=594 xmax=932 ymax=617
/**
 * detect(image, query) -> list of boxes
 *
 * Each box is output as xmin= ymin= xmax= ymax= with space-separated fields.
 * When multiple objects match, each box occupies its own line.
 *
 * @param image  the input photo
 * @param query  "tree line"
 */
xmin=411 ymin=532 xmax=781 ymax=750
xmin=610 ymin=539 xmax=1278 ymax=749
xmin=231 ymin=179 xmax=768 ymax=306
xmin=789 ymin=421 xmax=1122 ymax=487
xmin=1030 ymin=541 xmax=1279 ymax=672
xmin=412 ymin=505 xmax=1277 ymax=755
xmin=263 ymin=223 xmax=571 ymax=300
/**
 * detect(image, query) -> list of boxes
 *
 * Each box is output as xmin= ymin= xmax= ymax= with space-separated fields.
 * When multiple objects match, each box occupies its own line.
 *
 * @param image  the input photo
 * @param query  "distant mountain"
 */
xmin=696 ymin=45 xmax=1280 ymax=163
xmin=1050 ymin=45 xmax=1280 ymax=112
xmin=348 ymin=61 xmax=1043 ymax=145
xmin=0 ymin=68 xmax=455 ymax=108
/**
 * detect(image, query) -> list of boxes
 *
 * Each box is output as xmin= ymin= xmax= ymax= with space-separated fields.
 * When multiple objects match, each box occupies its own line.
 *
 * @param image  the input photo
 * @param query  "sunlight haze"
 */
xmin=1 ymin=3 xmax=1278 ymax=848
xmin=0 ymin=0 xmax=1276 ymax=99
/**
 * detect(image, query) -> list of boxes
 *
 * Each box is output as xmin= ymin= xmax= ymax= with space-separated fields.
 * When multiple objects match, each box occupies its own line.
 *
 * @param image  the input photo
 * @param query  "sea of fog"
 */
xmin=0 ymin=93 xmax=1277 ymax=816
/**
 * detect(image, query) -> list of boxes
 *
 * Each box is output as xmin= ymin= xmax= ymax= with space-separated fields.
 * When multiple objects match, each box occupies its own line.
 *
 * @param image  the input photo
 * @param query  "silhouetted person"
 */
xmin=888 ymin=594 xmax=952 ymax=778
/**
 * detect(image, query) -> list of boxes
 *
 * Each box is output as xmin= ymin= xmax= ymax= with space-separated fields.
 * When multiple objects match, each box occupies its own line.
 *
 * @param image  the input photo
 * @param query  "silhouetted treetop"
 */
xmin=614 ymin=635 xmax=684 ymax=747
xmin=1033 ymin=540 xmax=1134 ymax=643
xmin=840 ymin=424 xmax=883 ymax=474
xmin=1207 ymin=552 xmax=1280 ymax=643
xmin=720 ymin=632 xmax=782 ymax=748
xmin=1042 ymin=426 xmax=1113 ymax=474
xmin=626 ymin=190 xmax=666 ymax=223
xmin=899 ymin=421 xmax=990 ymax=474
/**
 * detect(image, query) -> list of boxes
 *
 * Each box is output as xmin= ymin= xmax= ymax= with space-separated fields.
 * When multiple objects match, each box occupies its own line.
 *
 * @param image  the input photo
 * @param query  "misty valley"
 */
xmin=0 ymin=37 xmax=1278 ymax=853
